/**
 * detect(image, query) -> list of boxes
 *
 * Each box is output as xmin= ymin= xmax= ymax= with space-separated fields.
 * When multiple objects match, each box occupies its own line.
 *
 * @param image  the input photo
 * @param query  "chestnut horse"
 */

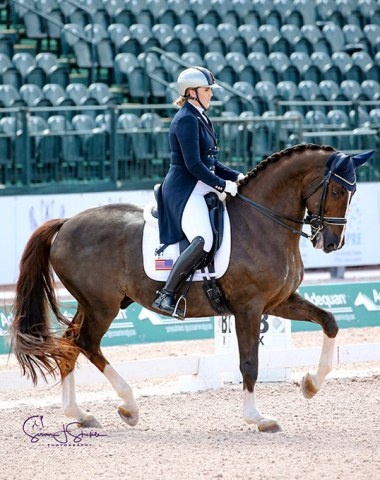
xmin=10 ymin=144 xmax=372 ymax=433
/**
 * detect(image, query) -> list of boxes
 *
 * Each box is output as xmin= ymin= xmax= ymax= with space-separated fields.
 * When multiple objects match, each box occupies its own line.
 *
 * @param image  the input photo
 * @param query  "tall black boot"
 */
xmin=152 ymin=236 xmax=207 ymax=318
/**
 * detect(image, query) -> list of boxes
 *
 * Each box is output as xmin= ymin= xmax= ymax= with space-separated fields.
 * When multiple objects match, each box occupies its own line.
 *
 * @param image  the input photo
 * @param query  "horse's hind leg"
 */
xmin=271 ymin=292 xmax=339 ymax=399
xmin=61 ymin=306 xmax=139 ymax=428
xmin=59 ymin=310 xmax=103 ymax=428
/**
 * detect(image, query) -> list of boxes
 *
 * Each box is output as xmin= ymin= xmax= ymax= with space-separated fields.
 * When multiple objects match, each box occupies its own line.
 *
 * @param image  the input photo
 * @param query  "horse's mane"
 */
xmin=244 ymin=143 xmax=336 ymax=182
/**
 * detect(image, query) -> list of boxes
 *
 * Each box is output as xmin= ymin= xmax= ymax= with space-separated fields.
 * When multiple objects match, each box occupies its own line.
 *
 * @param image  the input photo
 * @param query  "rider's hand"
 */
xmin=237 ymin=173 xmax=247 ymax=183
xmin=224 ymin=180 xmax=238 ymax=196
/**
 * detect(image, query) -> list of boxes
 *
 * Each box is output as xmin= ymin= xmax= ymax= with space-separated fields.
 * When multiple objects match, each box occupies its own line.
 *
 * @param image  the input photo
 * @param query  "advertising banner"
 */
xmin=1 ymin=183 xmax=380 ymax=285
xmin=1 ymin=281 xmax=379 ymax=355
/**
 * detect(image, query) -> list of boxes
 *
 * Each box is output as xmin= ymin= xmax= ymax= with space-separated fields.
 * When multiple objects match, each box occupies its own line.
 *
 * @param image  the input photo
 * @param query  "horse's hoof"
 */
xmin=258 ymin=419 xmax=282 ymax=433
xmin=301 ymin=372 xmax=319 ymax=399
xmin=77 ymin=415 xmax=102 ymax=429
xmin=118 ymin=406 xmax=139 ymax=427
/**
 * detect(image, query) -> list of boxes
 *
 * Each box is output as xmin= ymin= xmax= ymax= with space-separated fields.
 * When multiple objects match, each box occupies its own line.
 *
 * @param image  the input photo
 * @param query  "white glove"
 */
xmin=224 ymin=180 xmax=238 ymax=196
xmin=237 ymin=173 xmax=247 ymax=183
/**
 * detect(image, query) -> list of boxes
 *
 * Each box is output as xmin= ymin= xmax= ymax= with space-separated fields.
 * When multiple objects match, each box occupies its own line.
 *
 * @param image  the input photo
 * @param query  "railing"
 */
xmin=1 ymin=99 xmax=379 ymax=195
xmin=0 ymin=103 xmax=307 ymax=195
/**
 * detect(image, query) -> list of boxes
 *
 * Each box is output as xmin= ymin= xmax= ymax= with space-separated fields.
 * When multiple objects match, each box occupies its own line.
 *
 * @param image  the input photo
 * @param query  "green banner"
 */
xmin=293 ymin=281 xmax=380 ymax=331
xmin=0 ymin=302 xmax=214 ymax=355
xmin=1 ymin=281 xmax=379 ymax=355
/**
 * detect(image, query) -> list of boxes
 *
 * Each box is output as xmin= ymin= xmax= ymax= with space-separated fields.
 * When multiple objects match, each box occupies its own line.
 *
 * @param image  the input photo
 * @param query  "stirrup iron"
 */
xmin=172 ymin=295 xmax=187 ymax=320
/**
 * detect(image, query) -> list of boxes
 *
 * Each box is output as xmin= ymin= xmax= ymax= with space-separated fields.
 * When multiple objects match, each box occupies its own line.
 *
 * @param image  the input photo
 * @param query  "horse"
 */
xmin=9 ymin=144 xmax=373 ymax=433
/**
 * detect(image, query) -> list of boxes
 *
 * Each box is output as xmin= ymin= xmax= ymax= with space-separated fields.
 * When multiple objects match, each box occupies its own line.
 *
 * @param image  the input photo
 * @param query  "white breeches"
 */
xmin=181 ymin=181 xmax=215 ymax=252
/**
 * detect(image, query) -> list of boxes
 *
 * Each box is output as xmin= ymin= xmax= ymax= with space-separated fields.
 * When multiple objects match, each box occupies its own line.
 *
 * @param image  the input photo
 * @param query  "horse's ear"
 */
xmin=352 ymin=150 xmax=375 ymax=168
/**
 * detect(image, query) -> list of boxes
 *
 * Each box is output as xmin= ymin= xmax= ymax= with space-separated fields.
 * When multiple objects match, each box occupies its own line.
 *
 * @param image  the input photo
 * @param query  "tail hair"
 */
xmin=9 ymin=218 xmax=75 ymax=385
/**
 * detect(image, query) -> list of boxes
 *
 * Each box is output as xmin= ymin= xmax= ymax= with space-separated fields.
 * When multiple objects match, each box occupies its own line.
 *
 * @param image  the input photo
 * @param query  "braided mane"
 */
xmin=244 ymin=144 xmax=336 ymax=182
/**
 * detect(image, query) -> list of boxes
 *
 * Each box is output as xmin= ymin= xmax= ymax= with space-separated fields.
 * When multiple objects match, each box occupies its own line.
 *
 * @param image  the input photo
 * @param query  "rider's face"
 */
xmin=190 ymin=87 xmax=213 ymax=108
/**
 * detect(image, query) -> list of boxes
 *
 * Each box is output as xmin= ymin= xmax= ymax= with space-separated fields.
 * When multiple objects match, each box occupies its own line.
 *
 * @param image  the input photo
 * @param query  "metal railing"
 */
xmin=0 ymin=103 xmax=307 ymax=195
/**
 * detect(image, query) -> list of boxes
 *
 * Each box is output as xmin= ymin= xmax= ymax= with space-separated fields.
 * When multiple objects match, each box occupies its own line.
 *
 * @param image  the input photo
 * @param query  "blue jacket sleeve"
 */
xmin=175 ymin=115 xmax=240 ymax=190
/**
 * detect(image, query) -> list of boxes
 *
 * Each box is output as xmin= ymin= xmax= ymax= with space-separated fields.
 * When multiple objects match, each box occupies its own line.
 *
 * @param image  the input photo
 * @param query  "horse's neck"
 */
xmin=244 ymin=161 xmax=307 ymax=219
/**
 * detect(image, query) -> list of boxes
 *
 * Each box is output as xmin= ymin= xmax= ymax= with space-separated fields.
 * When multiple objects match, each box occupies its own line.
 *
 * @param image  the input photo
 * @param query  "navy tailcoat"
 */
xmin=157 ymin=101 xmax=240 ymax=245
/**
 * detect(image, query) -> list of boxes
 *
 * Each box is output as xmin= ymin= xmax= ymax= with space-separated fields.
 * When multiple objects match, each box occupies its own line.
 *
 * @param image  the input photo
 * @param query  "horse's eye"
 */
xmin=331 ymin=187 xmax=344 ymax=199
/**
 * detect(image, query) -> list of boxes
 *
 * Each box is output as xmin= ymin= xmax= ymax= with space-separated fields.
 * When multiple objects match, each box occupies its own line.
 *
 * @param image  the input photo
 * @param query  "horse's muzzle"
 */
xmin=312 ymin=231 xmax=343 ymax=253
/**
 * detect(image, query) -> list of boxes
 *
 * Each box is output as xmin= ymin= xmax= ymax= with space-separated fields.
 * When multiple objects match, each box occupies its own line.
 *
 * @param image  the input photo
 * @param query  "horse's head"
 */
xmin=305 ymin=150 xmax=374 ymax=253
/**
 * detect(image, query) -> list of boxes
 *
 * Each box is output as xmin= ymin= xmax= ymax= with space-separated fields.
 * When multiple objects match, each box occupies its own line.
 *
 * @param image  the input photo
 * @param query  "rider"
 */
xmin=152 ymin=66 xmax=246 ymax=318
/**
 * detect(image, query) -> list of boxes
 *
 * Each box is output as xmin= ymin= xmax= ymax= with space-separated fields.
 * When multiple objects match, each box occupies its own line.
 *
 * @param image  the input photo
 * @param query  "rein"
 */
xmin=237 ymin=155 xmax=349 ymax=242
xmin=236 ymin=193 xmax=311 ymax=239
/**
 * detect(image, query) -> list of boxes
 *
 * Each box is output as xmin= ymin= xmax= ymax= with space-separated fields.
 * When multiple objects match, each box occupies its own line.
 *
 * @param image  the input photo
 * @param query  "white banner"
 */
xmin=299 ymin=182 xmax=380 ymax=268
xmin=1 ymin=183 xmax=379 ymax=285
xmin=0 ymin=190 xmax=154 ymax=285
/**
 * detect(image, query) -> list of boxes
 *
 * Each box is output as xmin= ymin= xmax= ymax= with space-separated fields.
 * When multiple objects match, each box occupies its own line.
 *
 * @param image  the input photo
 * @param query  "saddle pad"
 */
xmin=142 ymin=201 xmax=231 ymax=282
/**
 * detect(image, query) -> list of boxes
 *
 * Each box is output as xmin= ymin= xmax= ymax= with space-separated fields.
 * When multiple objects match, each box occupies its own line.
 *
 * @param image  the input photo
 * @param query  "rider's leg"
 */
xmin=152 ymin=236 xmax=207 ymax=317
xmin=152 ymin=184 xmax=213 ymax=318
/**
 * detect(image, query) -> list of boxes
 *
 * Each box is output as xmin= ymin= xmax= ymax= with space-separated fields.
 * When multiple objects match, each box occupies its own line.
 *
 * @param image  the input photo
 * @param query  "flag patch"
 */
xmin=155 ymin=258 xmax=174 ymax=270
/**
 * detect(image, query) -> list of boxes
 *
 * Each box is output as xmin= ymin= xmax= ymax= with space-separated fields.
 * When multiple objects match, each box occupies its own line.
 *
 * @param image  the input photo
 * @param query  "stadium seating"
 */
xmin=0 ymin=0 xmax=379 ymax=187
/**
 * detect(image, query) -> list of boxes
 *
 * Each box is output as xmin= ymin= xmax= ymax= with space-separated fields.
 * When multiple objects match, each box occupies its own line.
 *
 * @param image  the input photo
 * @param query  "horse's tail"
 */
xmin=9 ymin=218 xmax=74 ymax=385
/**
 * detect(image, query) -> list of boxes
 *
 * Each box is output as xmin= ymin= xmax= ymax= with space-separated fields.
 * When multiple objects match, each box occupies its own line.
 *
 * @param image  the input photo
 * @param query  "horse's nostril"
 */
xmin=326 ymin=243 xmax=338 ymax=253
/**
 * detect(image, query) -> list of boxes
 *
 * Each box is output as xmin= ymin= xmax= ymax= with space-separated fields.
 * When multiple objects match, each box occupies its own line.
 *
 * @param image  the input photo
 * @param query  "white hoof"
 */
xmin=77 ymin=414 xmax=103 ymax=429
xmin=118 ymin=406 xmax=139 ymax=427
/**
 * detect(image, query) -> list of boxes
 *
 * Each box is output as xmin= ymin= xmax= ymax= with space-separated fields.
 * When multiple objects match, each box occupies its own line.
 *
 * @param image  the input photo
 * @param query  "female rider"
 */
xmin=153 ymin=66 xmax=245 ymax=318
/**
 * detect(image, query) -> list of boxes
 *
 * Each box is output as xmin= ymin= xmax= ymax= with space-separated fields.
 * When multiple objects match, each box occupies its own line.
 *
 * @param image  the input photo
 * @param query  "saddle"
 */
xmin=152 ymin=186 xmax=224 ymax=260
xmin=152 ymin=185 xmax=230 ymax=315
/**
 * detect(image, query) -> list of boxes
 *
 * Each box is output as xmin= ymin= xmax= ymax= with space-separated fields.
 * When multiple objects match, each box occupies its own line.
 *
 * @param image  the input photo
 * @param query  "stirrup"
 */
xmin=172 ymin=295 xmax=186 ymax=321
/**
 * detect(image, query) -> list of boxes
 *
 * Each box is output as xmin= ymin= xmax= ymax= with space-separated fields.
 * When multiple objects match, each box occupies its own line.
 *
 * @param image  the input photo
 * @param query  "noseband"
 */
xmin=237 ymin=154 xmax=349 ymax=242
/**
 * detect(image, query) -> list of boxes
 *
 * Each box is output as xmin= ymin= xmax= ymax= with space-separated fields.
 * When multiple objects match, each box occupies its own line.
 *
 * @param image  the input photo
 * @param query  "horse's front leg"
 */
xmin=271 ymin=292 xmax=339 ymax=399
xmin=234 ymin=310 xmax=282 ymax=433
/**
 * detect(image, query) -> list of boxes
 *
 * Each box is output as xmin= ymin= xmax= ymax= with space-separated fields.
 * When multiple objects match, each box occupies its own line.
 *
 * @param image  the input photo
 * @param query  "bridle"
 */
xmin=237 ymin=153 xmax=350 ymax=242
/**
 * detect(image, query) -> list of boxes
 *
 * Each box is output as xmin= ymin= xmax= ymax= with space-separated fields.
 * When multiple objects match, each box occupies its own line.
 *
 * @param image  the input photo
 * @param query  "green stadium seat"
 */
xmin=361 ymin=80 xmax=380 ymax=101
xmin=181 ymin=52 xmax=204 ymax=67
xmin=152 ymin=23 xmax=183 ymax=54
xmin=225 ymin=52 xmax=257 ymax=84
xmin=42 ymin=83 xmax=73 ymax=107
xmin=138 ymin=52 xmax=168 ymax=99
xmin=276 ymin=80 xmax=299 ymax=101
xmin=19 ymin=84 xmax=52 ymax=110
xmin=69 ymin=8 xmax=91 ymax=29
xmin=12 ymin=52 xmax=35 ymax=80
xmin=108 ymin=23 xmax=130 ymax=55
xmin=280 ymin=24 xmax=302 ymax=45
xmin=349 ymin=107 xmax=370 ymax=127
xmin=0 ymin=84 xmax=24 ymax=107
xmin=319 ymin=80 xmax=343 ymax=101
xmin=269 ymin=52 xmax=290 ymax=81
xmin=66 ymin=83 xmax=95 ymax=106
xmin=0 ymin=53 xmax=12 ymax=75
xmin=196 ymin=23 xmax=226 ymax=55
xmin=340 ymin=79 xmax=363 ymax=101
xmin=322 ymin=24 xmax=345 ymax=53
xmin=72 ymin=113 xmax=107 ymax=179
xmin=88 ymin=82 xmax=113 ymax=104
xmin=363 ymin=24 xmax=380 ymax=55
xmin=298 ymin=80 xmax=320 ymax=101
xmin=237 ymin=24 xmax=259 ymax=50
xmin=289 ymin=52 xmax=311 ymax=77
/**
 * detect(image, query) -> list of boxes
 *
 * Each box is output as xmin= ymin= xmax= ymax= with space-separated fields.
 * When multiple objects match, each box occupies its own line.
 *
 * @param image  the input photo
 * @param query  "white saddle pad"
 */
xmin=142 ymin=201 xmax=231 ymax=281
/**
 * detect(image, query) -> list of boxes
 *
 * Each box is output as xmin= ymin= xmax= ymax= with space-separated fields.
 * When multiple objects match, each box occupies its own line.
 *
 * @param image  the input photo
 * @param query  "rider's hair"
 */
xmin=173 ymin=87 xmax=192 ymax=108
